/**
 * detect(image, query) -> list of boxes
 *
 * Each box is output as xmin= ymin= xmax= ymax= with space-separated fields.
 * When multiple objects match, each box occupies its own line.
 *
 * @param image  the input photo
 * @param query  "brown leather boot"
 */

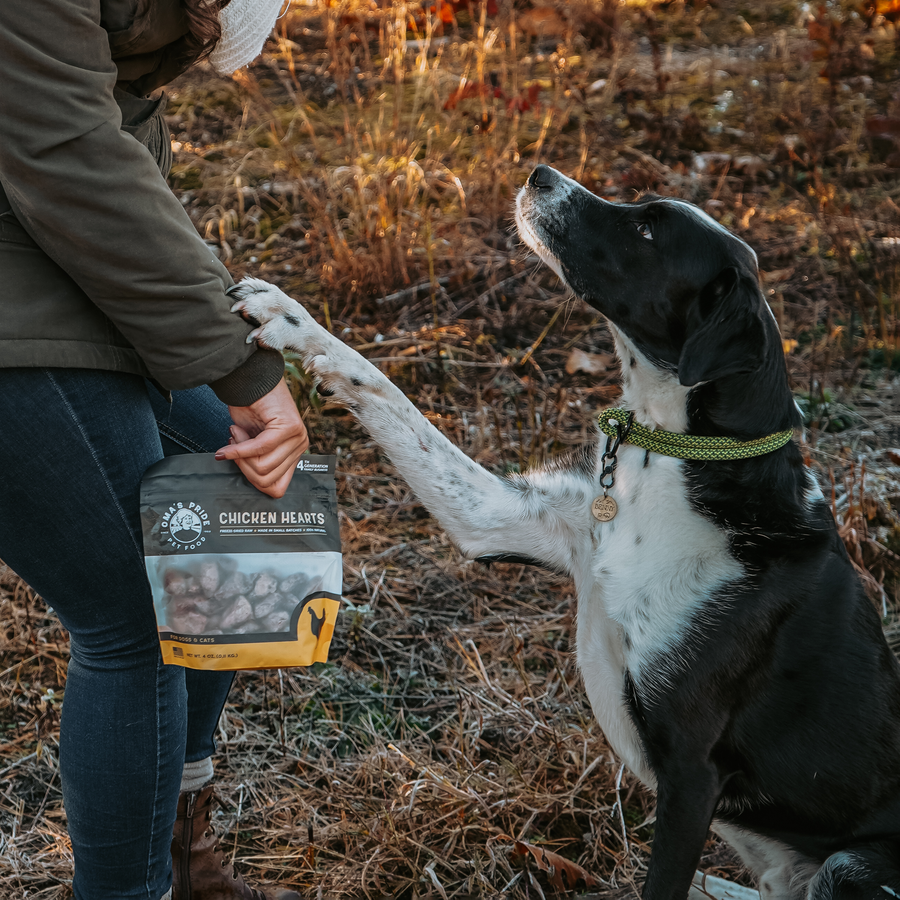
xmin=171 ymin=785 xmax=301 ymax=900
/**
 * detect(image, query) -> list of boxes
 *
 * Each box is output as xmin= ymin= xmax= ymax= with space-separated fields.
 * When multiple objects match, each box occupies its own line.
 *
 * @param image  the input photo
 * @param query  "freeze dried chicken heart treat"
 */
xmin=199 ymin=561 xmax=220 ymax=596
xmin=213 ymin=570 xmax=250 ymax=602
xmin=140 ymin=454 xmax=342 ymax=671
xmin=251 ymin=572 xmax=278 ymax=597
xmin=159 ymin=560 xmax=312 ymax=636
xmin=220 ymin=595 xmax=253 ymax=630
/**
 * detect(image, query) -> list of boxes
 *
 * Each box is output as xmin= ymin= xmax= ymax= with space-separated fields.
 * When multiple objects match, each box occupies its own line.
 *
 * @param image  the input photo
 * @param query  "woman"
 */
xmin=0 ymin=1 xmax=306 ymax=897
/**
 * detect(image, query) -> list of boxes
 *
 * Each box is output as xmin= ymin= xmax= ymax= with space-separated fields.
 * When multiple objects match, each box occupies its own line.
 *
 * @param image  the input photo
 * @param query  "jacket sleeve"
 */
xmin=0 ymin=0 xmax=284 ymax=406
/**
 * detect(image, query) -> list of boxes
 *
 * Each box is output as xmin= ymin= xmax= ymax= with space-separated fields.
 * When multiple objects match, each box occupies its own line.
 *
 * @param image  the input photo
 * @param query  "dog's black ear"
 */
xmin=678 ymin=266 xmax=767 ymax=387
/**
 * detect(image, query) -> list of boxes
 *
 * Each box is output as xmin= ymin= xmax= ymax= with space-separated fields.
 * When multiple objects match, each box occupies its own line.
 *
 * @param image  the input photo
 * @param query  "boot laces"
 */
xmin=215 ymin=842 xmax=266 ymax=899
xmin=199 ymin=795 xmax=269 ymax=900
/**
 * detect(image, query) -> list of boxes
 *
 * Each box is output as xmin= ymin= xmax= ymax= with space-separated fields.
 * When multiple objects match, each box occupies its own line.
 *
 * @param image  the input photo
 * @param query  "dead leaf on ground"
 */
xmin=501 ymin=835 xmax=600 ymax=890
xmin=866 ymin=116 xmax=900 ymax=139
xmin=761 ymin=267 xmax=795 ymax=284
xmin=566 ymin=348 xmax=614 ymax=376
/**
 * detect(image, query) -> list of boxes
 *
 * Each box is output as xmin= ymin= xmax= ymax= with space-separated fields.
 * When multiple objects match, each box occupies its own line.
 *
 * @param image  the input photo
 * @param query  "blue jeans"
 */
xmin=0 ymin=369 xmax=236 ymax=900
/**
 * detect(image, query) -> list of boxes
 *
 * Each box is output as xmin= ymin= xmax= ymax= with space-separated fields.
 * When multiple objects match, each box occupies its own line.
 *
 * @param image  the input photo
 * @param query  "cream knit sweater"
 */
xmin=209 ymin=0 xmax=286 ymax=76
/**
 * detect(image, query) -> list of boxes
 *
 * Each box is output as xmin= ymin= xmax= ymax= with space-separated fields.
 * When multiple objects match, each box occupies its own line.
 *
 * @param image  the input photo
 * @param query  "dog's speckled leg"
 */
xmin=229 ymin=278 xmax=594 ymax=573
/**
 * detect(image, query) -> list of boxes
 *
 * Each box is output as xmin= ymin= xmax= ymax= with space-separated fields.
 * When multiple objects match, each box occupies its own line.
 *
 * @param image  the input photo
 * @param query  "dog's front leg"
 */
xmin=229 ymin=279 xmax=593 ymax=574
xmin=642 ymin=768 xmax=722 ymax=900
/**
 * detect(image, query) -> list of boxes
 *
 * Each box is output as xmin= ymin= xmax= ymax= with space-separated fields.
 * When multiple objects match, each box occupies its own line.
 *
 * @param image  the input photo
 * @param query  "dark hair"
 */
xmin=181 ymin=0 xmax=232 ymax=60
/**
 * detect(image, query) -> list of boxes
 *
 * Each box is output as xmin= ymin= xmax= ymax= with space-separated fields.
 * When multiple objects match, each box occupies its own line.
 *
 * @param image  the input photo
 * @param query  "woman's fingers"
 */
xmin=214 ymin=379 xmax=310 ymax=497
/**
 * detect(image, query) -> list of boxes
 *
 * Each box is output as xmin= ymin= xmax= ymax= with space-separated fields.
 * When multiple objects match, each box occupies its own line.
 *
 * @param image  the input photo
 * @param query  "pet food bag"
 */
xmin=140 ymin=454 xmax=341 ymax=670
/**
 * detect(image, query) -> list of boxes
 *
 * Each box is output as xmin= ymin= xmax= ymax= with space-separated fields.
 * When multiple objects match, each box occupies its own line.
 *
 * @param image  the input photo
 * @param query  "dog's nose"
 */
xmin=528 ymin=164 xmax=559 ymax=190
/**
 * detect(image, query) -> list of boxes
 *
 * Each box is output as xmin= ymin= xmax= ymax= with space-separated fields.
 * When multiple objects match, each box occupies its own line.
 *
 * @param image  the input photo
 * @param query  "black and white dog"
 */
xmin=230 ymin=165 xmax=900 ymax=900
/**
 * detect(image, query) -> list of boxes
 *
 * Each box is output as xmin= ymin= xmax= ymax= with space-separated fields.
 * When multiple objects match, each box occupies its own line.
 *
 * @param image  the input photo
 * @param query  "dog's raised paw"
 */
xmin=227 ymin=277 xmax=315 ymax=352
xmin=228 ymin=277 xmax=300 ymax=322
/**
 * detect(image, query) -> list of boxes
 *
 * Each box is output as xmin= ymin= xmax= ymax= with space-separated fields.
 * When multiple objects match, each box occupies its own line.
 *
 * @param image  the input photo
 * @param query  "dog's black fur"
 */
xmin=519 ymin=164 xmax=900 ymax=899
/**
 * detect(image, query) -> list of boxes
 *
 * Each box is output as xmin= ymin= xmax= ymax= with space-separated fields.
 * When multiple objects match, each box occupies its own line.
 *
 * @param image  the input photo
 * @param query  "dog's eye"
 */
xmin=636 ymin=222 xmax=654 ymax=241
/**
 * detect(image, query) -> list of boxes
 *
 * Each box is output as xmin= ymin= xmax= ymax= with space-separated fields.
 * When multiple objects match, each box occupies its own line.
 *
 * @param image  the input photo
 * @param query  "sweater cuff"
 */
xmin=208 ymin=347 xmax=285 ymax=407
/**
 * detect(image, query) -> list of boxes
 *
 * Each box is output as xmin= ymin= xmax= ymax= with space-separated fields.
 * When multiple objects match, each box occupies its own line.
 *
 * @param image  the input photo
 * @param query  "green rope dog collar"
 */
xmin=597 ymin=408 xmax=794 ymax=461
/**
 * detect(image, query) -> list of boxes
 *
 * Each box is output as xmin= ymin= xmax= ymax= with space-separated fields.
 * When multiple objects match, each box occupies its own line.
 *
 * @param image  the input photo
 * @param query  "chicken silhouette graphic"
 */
xmin=308 ymin=605 xmax=326 ymax=638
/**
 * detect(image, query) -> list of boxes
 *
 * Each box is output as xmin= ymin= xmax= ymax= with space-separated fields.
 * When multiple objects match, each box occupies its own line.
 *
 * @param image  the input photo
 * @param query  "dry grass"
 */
xmin=3 ymin=0 xmax=900 ymax=897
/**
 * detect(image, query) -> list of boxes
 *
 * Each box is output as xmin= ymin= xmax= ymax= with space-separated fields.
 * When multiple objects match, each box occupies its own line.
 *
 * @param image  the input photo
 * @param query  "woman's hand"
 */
xmin=215 ymin=379 xmax=309 ymax=498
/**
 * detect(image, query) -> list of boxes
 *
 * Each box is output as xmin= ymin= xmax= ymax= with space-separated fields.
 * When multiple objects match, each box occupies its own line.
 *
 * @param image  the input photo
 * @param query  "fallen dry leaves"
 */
xmin=502 ymin=835 xmax=601 ymax=891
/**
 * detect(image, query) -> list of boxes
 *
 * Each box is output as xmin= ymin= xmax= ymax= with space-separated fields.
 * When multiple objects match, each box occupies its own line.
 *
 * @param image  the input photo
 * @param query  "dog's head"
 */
xmin=516 ymin=165 xmax=772 ymax=389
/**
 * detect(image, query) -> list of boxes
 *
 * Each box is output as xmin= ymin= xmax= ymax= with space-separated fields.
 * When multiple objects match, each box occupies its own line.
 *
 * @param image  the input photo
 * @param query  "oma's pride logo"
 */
xmin=161 ymin=502 xmax=209 ymax=549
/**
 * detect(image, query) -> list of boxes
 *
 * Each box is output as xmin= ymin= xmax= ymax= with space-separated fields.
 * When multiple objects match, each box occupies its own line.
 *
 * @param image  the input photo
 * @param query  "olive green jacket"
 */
xmin=0 ymin=0 xmax=284 ymax=406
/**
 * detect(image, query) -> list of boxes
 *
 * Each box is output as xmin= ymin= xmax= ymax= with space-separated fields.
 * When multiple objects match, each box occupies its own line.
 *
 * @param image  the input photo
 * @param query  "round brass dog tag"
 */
xmin=591 ymin=495 xmax=618 ymax=522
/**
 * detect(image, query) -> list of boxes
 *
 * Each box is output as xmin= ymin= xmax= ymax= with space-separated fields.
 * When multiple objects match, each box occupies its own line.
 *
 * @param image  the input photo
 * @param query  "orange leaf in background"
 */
xmin=429 ymin=2 xmax=456 ymax=25
xmin=806 ymin=19 xmax=832 ymax=44
xmin=434 ymin=0 xmax=499 ymax=19
xmin=443 ymin=81 xmax=506 ymax=110
xmin=504 ymin=836 xmax=600 ymax=890
xmin=507 ymin=82 xmax=542 ymax=113
xmin=783 ymin=339 xmax=798 ymax=355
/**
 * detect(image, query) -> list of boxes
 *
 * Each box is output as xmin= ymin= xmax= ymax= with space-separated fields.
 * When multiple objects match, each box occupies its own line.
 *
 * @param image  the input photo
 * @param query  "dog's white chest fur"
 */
xmin=592 ymin=447 xmax=741 ymax=673
xmin=576 ymin=448 xmax=741 ymax=785
xmin=575 ymin=336 xmax=743 ymax=786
